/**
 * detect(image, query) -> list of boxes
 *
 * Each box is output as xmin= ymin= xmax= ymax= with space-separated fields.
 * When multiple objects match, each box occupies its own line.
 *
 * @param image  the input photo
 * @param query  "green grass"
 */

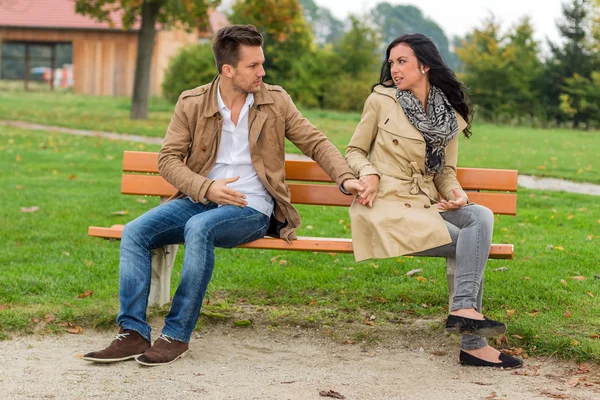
xmin=1 ymin=125 xmax=600 ymax=361
xmin=0 ymin=91 xmax=599 ymax=183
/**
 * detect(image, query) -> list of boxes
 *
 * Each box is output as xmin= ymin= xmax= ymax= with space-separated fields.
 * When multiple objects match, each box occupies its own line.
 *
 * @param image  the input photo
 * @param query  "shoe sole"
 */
xmin=460 ymin=361 xmax=523 ymax=370
xmin=83 ymin=353 xmax=144 ymax=363
xmin=445 ymin=325 xmax=507 ymax=337
xmin=134 ymin=350 xmax=188 ymax=367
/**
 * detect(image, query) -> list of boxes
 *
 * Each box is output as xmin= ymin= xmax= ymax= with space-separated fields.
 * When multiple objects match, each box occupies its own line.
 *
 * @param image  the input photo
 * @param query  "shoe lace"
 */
xmin=158 ymin=333 xmax=172 ymax=343
xmin=114 ymin=332 xmax=130 ymax=341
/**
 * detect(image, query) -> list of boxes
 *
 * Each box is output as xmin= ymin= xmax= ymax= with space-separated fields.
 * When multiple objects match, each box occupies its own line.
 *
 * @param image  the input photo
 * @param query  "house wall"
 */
xmin=0 ymin=27 xmax=198 ymax=96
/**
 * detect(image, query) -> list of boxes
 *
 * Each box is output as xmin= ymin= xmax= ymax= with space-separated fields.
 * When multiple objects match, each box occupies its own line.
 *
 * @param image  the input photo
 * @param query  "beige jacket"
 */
xmin=158 ymin=76 xmax=356 ymax=242
xmin=345 ymin=85 xmax=468 ymax=261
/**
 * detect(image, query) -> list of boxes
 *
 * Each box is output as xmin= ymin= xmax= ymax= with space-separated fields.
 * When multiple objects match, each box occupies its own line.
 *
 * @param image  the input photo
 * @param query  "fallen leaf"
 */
xmin=21 ymin=206 xmax=39 ymax=213
xmin=319 ymin=390 xmax=345 ymax=399
xmin=84 ymin=260 xmax=93 ymax=266
xmin=415 ymin=276 xmax=427 ymax=282
xmin=570 ymin=339 xmax=579 ymax=346
xmin=494 ymin=267 xmax=509 ymax=272
xmin=430 ymin=350 xmax=448 ymax=356
xmin=16 ymin=154 xmax=22 ymax=161
xmin=393 ymin=269 xmax=399 ymax=276
xmin=522 ymin=276 xmax=531 ymax=280
xmin=496 ymin=334 xmax=509 ymax=347
xmin=560 ymin=279 xmax=568 ymax=285
xmin=564 ymin=310 xmax=572 ymax=318
xmin=536 ymin=165 xmax=546 ymax=170
xmin=540 ymin=390 xmax=568 ymax=399
xmin=567 ymin=214 xmax=574 ymax=220
xmin=73 ymin=354 xmax=84 ymax=359
xmin=577 ymin=364 xmax=591 ymax=373
xmin=62 ymin=251 xmax=70 ymax=256
xmin=569 ymin=276 xmax=585 ymax=281
xmin=587 ymin=292 xmax=594 ymax=297
xmin=279 ymin=259 xmax=287 ymax=265
xmin=77 ymin=290 xmax=94 ymax=299
xmin=136 ymin=198 xmax=148 ymax=204
xmin=16 ymin=185 xmax=23 ymax=190
xmin=66 ymin=325 xmax=83 ymax=334
xmin=471 ymin=381 xmax=493 ymax=386
xmin=111 ymin=210 xmax=129 ymax=215
xmin=512 ymin=334 xmax=523 ymax=339
xmin=270 ymin=257 xmax=277 ymax=263
xmin=587 ymin=235 xmax=594 ymax=241
xmin=373 ymin=297 xmax=388 ymax=303
xmin=68 ymin=174 xmax=77 ymax=180
xmin=0 ymin=304 xmax=9 ymax=310
xmin=45 ymin=314 xmax=55 ymax=323
xmin=507 ymin=309 xmax=516 ymax=317
xmin=555 ymin=245 xmax=564 ymax=251
xmin=306 ymin=225 xmax=313 ymax=229
xmin=486 ymin=391 xmax=497 ymax=399
xmin=406 ymin=268 xmax=422 ymax=276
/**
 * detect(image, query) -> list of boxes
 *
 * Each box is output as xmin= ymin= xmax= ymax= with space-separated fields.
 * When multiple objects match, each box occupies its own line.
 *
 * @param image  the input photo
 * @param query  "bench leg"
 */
xmin=148 ymin=244 xmax=178 ymax=307
xmin=446 ymin=257 xmax=456 ymax=310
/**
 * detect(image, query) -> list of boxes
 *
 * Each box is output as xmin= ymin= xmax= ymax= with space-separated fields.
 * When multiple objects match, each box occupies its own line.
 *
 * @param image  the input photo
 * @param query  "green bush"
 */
xmin=162 ymin=43 xmax=218 ymax=103
xmin=321 ymin=72 xmax=377 ymax=112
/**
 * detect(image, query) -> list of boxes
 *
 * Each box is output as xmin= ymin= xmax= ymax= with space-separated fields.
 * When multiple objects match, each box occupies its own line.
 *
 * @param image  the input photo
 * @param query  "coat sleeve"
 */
xmin=345 ymin=94 xmax=381 ymax=178
xmin=282 ymin=92 xmax=356 ymax=186
xmin=157 ymin=94 xmax=214 ymax=203
xmin=433 ymin=136 xmax=468 ymax=201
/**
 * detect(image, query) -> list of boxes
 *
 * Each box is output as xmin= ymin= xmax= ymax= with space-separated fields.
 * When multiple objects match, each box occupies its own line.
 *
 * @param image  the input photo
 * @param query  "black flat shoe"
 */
xmin=445 ymin=314 xmax=507 ymax=337
xmin=459 ymin=350 xmax=523 ymax=369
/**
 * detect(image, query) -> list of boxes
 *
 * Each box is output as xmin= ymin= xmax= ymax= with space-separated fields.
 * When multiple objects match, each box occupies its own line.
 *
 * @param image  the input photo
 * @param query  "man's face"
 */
xmin=230 ymin=45 xmax=266 ymax=94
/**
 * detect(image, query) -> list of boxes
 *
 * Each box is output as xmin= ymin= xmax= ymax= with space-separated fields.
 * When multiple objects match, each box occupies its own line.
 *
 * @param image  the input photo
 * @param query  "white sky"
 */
xmin=314 ymin=0 xmax=565 ymax=44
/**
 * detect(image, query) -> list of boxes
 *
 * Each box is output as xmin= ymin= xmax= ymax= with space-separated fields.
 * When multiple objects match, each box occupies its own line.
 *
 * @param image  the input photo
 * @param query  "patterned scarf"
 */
xmin=395 ymin=86 xmax=458 ymax=175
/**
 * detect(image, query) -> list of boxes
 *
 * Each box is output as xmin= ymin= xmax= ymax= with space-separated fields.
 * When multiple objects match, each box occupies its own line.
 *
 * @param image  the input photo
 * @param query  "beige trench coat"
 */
xmin=345 ymin=85 xmax=468 ymax=261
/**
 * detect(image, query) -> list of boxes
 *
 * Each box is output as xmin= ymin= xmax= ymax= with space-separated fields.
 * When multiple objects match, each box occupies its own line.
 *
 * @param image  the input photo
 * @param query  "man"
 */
xmin=84 ymin=24 xmax=362 ymax=367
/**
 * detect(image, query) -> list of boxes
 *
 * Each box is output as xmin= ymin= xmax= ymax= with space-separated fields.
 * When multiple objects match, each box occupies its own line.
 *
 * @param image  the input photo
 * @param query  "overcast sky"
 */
xmin=314 ymin=0 xmax=566 ymax=45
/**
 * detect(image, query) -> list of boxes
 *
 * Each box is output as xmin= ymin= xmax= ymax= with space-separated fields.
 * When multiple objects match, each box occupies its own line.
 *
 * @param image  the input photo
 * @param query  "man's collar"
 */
xmin=204 ymin=75 xmax=273 ymax=118
xmin=217 ymin=83 xmax=254 ymax=112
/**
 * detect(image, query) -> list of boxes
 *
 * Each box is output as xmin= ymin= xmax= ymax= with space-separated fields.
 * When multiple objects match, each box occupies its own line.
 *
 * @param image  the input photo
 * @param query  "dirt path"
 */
xmin=1 ymin=322 xmax=599 ymax=400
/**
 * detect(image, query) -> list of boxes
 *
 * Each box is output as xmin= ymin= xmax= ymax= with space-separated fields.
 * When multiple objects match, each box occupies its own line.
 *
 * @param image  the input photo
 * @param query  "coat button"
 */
xmin=201 ymin=146 xmax=207 ymax=152
xmin=392 ymin=139 xmax=399 ymax=145
xmin=424 ymin=204 xmax=431 ymax=209
xmin=404 ymin=203 xmax=411 ymax=208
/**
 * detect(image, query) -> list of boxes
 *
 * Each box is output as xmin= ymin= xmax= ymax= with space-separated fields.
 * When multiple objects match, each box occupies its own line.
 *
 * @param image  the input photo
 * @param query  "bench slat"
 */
xmin=122 ymin=152 xmax=518 ymax=192
xmin=87 ymin=225 xmax=514 ymax=259
xmin=121 ymin=175 xmax=517 ymax=215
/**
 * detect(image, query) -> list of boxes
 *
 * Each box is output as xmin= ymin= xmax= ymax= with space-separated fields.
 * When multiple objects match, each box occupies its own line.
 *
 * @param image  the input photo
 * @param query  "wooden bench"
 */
xmin=89 ymin=151 xmax=518 ymax=307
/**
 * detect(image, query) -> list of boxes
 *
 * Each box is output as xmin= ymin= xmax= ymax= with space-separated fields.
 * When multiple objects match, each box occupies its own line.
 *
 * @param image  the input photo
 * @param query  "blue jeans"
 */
xmin=415 ymin=205 xmax=494 ymax=350
xmin=116 ymin=198 xmax=270 ymax=343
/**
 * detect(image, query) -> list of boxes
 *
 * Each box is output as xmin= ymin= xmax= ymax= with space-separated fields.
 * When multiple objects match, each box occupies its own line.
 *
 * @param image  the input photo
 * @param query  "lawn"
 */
xmin=0 ymin=90 xmax=599 ymax=183
xmin=1 ymin=125 xmax=600 ymax=361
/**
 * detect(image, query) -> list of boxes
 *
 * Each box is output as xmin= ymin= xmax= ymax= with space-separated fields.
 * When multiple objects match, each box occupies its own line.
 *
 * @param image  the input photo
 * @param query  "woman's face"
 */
xmin=388 ymin=43 xmax=428 ymax=91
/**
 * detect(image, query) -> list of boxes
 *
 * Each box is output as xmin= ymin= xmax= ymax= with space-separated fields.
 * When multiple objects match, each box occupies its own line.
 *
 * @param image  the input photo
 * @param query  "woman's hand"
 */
xmin=356 ymin=174 xmax=380 ymax=207
xmin=437 ymin=188 xmax=468 ymax=211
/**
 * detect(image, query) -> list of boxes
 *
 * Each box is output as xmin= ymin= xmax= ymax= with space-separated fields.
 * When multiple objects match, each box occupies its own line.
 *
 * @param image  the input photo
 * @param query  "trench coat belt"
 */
xmin=373 ymin=161 xmax=437 ymax=201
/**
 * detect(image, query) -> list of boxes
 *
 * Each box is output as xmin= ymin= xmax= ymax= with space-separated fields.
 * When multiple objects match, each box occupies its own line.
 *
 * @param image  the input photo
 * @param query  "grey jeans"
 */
xmin=415 ymin=204 xmax=494 ymax=350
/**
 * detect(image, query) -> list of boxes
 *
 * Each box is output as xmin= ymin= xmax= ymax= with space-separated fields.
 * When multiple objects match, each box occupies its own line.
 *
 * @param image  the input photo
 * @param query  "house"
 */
xmin=0 ymin=0 xmax=228 ymax=96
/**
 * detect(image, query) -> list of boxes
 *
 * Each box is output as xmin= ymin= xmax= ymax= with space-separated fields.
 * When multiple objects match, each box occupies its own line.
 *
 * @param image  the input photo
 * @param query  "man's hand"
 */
xmin=206 ymin=176 xmax=248 ymax=207
xmin=356 ymin=174 xmax=380 ymax=208
xmin=341 ymin=179 xmax=363 ymax=195
xmin=437 ymin=188 xmax=468 ymax=211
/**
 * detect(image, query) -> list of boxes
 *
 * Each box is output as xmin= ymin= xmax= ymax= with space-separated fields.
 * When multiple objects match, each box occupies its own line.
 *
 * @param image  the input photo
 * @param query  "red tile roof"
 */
xmin=0 ymin=0 xmax=229 ymax=33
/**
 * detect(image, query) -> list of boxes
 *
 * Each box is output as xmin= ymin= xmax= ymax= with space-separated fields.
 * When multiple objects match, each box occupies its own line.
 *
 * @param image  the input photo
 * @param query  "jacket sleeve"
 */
xmin=345 ymin=94 xmax=381 ymax=178
xmin=433 ymin=136 xmax=468 ymax=201
xmin=157 ymin=95 xmax=214 ymax=203
xmin=282 ymin=92 xmax=356 ymax=186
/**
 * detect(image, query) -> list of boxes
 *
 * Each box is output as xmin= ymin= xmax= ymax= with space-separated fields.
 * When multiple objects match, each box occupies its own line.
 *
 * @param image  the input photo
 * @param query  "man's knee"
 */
xmin=183 ymin=218 xmax=212 ymax=244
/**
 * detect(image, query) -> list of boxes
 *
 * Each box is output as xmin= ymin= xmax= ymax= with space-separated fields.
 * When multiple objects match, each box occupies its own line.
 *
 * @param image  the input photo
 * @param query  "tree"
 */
xmin=371 ymin=2 xmax=460 ymax=70
xmin=298 ymin=0 xmax=344 ymax=46
xmin=543 ymin=0 xmax=596 ymax=125
xmin=75 ymin=0 xmax=218 ymax=120
xmin=229 ymin=0 xmax=313 ymax=84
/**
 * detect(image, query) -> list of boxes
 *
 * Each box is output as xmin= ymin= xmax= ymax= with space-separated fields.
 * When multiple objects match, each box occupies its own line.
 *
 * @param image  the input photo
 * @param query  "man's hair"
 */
xmin=212 ymin=25 xmax=264 ymax=73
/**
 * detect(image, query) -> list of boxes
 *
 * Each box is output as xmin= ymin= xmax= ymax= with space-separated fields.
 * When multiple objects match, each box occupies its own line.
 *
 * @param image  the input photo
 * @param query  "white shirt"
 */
xmin=206 ymin=86 xmax=274 ymax=217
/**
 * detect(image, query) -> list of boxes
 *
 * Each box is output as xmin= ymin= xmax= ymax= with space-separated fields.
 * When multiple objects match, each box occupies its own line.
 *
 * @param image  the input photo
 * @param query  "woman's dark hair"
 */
xmin=375 ymin=33 xmax=473 ymax=138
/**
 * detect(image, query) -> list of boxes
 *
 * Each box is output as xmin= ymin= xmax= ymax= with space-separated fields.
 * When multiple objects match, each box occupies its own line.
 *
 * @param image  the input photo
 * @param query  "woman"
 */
xmin=345 ymin=34 xmax=522 ymax=369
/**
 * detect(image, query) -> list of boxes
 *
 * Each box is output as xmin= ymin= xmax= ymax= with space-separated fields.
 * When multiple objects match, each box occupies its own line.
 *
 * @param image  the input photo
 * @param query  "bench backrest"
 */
xmin=121 ymin=151 xmax=518 ymax=215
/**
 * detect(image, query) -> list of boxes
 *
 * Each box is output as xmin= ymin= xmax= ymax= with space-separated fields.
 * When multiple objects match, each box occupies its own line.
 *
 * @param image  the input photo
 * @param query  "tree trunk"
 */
xmin=130 ymin=0 xmax=163 ymax=120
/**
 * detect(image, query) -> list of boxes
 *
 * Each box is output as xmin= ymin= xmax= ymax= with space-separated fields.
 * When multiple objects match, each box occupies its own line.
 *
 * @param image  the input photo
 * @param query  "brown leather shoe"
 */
xmin=135 ymin=334 xmax=189 ymax=366
xmin=83 ymin=327 xmax=150 ymax=363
